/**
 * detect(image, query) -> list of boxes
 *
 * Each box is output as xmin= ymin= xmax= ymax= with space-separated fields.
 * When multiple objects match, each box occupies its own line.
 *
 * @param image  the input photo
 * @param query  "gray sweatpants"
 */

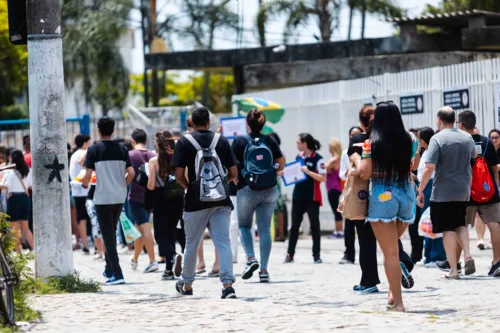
xmin=182 ymin=206 xmax=235 ymax=287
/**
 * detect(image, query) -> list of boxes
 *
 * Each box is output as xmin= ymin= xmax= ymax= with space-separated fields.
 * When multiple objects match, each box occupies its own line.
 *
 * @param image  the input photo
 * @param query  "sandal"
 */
xmin=195 ymin=268 xmax=206 ymax=275
xmin=208 ymin=271 xmax=220 ymax=277
xmin=444 ymin=274 xmax=460 ymax=280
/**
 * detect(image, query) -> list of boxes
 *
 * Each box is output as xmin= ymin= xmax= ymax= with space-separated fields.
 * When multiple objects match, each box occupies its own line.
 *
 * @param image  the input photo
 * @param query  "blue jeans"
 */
xmin=237 ymin=186 xmax=278 ymax=271
xmin=421 ymin=179 xmax=446 ymax=263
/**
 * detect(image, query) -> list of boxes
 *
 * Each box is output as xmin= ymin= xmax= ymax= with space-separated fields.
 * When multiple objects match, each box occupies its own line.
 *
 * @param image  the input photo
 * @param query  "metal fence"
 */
xmin=232 ymin=57 xmax=500 ymax=229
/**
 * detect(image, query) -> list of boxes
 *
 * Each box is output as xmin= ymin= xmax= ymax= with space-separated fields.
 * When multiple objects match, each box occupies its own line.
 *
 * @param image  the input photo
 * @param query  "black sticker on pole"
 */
xmin=443 ymin=88 xmax=470 ymax=112
xmin=400 ymin=94 xmax=424 ymax=115
xmin=45 ymin=156 xmax=64 ymax=183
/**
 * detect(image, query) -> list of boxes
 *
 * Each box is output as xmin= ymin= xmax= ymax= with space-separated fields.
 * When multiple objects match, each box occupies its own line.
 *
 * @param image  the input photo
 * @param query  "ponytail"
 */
xmin=246 ymin=108 xmax=266 ymax=133
xmin=299 ymin=133 xmax=321 ymax=152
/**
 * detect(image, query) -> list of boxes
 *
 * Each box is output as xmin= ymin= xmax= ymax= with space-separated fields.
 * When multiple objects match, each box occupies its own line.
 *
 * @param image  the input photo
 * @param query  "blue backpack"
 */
xmin=242 ymin=135 xmax=277 ymax=190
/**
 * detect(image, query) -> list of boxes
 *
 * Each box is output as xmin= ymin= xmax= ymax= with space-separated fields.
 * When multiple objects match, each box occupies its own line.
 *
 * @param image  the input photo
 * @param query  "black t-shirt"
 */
xmin=470 ymin=134 xmax=500 ymax=206
xmin=231 ymin=133 xmax=283 ymax=190
xmin=348 ymin=133 xmax=368 ymax=156
xmin=171 ymin=130 xmax=237 ymax=212
xmin=292 ymin=152 xmax=327 ymax=204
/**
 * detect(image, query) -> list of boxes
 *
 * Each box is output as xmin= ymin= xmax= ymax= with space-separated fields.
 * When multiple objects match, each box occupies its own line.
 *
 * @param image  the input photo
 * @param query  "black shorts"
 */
xmin=74 ymin=196 xmax=90 ymax=222
xmin=7 ymin=193 xmax=30 ymax=221
xmin=430 ymin=201 xmax=467 ymax=233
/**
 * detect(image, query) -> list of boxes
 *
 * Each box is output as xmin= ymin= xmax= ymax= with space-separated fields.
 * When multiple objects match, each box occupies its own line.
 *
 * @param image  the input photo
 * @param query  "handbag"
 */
xmin=341 ymin=166 xmax=369 ymax=220
xmin=157 ymin=173 xmax=184 ymax=199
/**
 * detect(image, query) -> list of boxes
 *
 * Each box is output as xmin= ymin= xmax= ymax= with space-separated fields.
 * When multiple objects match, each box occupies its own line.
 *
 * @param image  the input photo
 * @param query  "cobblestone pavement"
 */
xmin=28 ymin=234 xmax=500 ymax=333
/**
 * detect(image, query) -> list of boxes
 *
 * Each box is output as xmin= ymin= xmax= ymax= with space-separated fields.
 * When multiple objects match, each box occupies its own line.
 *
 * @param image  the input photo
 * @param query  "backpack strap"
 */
xmin=484 ymin=138 xmax=490 ymax=156
xmin=184 ymin=134 xmax=202 ymax=151
xmin=209 ymin=133 xmax=221 ymax=150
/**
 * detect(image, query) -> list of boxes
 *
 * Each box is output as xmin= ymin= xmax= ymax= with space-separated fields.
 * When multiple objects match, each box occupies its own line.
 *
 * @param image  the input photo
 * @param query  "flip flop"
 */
xmin=386 ymin=304 xmax=396 ymax=312
xmin=208 ymin=271 xmax=220 ymax=277
xmin=195 ymin=268 xmax=206 ymax=275
xmin=443 ymin=274 xmax=460 ymax=280
xmin=464 ymin=258 xmax=476 ymax=275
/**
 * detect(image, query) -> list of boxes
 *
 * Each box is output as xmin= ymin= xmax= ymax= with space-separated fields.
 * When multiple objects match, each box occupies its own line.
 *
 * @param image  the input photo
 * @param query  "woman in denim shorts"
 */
xmin=351 ymin=101 xmax=418 ymax=312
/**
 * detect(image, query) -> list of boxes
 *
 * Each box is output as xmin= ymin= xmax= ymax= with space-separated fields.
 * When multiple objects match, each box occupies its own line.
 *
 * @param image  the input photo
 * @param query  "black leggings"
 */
xmin=349 ymin=219 xmax=380 ymax=287
xmin=153 ymin=189 xmax=184 ymax=270
xmin=327 ymin=189 xmax=343 ymax=221
xmin=287 ymin=200 xmax=321 ymax=259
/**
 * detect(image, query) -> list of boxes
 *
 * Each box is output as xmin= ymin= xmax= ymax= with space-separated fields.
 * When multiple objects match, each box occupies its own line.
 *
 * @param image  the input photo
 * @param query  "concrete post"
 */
xmin=26 ymin=0 xmax=73 ymax=277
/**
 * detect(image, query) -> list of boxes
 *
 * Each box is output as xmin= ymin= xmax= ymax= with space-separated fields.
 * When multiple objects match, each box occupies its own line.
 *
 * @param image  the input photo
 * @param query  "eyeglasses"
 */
xmin=490 ymin=136 xmax=500 ymax=140
xmin=376 ymin=100 xmax=394 ymax=106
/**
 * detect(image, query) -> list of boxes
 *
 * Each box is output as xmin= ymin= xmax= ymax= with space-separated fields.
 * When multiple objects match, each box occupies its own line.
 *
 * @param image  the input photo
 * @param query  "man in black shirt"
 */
xmin=458 ymin=111 xmax=500 ymax=277
xmin=172 ymin=107 xmax=239 ymax=298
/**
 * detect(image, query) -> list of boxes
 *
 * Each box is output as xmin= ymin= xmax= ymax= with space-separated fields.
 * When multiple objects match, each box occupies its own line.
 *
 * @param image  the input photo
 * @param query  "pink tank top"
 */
xmin=326 ymin=170 xmax=341 ymax=192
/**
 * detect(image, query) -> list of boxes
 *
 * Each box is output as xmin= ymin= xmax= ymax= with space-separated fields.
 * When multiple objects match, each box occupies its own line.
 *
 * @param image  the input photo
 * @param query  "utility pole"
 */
xmin=141 ymin=0 xmax=150 ymax=107
xmin=150 ymin=0 xmax=160 ymax=107
xmin=26 ymin=0 xmax=73 ymax=277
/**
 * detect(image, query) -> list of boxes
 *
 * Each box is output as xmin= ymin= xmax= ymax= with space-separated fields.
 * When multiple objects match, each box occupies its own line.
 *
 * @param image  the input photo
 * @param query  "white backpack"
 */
xmin=185 ymin=133 xmax=227 ymax=202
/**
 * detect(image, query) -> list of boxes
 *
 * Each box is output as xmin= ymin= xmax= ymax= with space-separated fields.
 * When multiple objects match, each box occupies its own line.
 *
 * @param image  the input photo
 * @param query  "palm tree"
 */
xmin=179 ymin=0 xmax=238 ymax=107
xmin=257 ymin=0 xmax=341 ymax=44
xmin=62 ymin=0 xmax=132 ymax=116
xmin=346 ymin=0 xmax=403 ymax=40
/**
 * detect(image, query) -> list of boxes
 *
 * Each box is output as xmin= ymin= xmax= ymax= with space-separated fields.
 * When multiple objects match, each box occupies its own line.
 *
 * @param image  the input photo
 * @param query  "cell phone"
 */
xmin=475 ymin=144 xmax=483 ymax=156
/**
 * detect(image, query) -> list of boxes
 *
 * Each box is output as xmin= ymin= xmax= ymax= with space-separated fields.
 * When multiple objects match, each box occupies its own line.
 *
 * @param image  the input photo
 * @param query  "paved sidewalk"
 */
xmin=29 ymin=235 xmax=500 ymax=333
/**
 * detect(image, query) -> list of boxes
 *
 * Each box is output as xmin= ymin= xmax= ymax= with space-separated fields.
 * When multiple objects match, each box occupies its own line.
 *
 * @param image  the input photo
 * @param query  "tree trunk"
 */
xmin=347 ymin=6 xmax=354 ymax=40
xmin=361 ymin=1 xmax=366 ymax=40
xmin=202 ymin=71 xmax=211 ymax=108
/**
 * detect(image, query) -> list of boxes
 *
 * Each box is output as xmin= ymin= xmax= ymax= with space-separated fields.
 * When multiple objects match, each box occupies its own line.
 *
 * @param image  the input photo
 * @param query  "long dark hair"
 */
xmin=418 ymin=127 xmax=435 ymax=146
xmin=370 ymin=102 xmax=412 ymax=184
xmin=299 ymin=133 xmax=321 ymax=151
xmin=155 ymin=131 xmax=175 ymax=179
xmin=10 ymin=149 xmax=29 ymax=178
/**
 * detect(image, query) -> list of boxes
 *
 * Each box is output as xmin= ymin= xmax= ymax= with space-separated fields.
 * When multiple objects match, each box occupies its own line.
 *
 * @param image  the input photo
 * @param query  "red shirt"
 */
xmin=24 ymin=153 xmax=32 ymax=168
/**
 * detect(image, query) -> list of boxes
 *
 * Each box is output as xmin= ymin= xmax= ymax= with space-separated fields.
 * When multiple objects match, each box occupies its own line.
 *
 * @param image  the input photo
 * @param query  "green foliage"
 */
xmin=0 ymin=2 xmax=28 ymax=115
xmin=0 ymin=105 xmax=28 ymax=121
xmin=62 ymin=0 xmax=132 ymax=116
xmin=130 ymin=72 xmax=234 ymax=113
xmin=43 ymin=272 xmax=101 ymax=294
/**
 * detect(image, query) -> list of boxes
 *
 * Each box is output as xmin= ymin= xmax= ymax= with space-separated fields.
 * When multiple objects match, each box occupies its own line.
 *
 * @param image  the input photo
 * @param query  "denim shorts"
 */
xmin=367 ymin=180 xmax=415 ymax=224
xmin=128 ymin=201 xmax=150 ymax=226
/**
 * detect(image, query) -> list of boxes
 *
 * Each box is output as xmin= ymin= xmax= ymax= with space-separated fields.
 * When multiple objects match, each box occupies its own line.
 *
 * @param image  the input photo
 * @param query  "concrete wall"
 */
xmin=244 ymin=51 xmax=500 ymax=90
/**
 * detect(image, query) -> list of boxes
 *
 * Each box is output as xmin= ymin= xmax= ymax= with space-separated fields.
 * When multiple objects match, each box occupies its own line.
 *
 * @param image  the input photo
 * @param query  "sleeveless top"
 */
xmin=326 ymin=169 xmax=341 ymax=192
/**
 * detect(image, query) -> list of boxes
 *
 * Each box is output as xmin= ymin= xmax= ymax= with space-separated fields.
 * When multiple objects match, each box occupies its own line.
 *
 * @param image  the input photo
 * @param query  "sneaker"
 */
xmin=353 ymin=285 xmax=379 ymax=294
xmin=173 ymin=254 xmax=183 ymax=277
xmin=144 ymin=262 xmax=160 ymax=273
xmin=175 ymin=281 xmax=193 ymax=296
xmin=130 ymin=258 xmax=138 ymax=271
xmin=336 ymin=231 xmax=344 ymax=239
xmin=82 ymin=248 xmax=90 ymax=255
xmin=106 ymin=275 xmax=125 ymax=285
xmin=400 ymin=262 xmax=414 ymax=289
xmin=488 ymin=261 xmax=500 ymax=277
xmin=436 ymin=260 xmax=462 ymax=274
xmin=102 ymin=271 xmax=112 ymax=280
xmin=221 ymin=286 xmax=237 ymax=299
xmin=464 ymin=258 xmax=476 ymax=276
xmin=283 ymin=254 xmax=294 ymax=263
xmin=423 ymin=262 xmax=437 ymax=268
xmin=478 ymin=240 xmax=486 ymax=250
xmin=242 ymin=259 xmax=260 ymax=280
xmin=162 ymin=270 xmax=175 ymax=280
xmin=259 ymin=271 xmax=270 ymax=283
xmin=339 ymin=257 xmax=354 ymax=265
xmin=94 ymin=253 xmax=103 ymax=260
xmin=314 ymin=257 xmax=323 ymax=264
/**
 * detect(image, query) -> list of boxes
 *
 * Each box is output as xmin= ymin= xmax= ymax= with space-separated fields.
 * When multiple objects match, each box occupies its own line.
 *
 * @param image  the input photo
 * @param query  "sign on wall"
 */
xmin=495 ymin=82 xmax=500 ymax=129
xmin=400 ymin=94 xmax=424 ymax=115
xmin=443 ymin=87 xmax=470 ymax=112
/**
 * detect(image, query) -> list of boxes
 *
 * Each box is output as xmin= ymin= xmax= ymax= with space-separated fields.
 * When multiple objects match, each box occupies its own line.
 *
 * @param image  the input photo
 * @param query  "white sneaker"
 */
xmin=94 ymin=254 xmax=103 ymax=260
xmin=130 ymin=258 xmax=138 ymax=271
xmin=144 ymin=262 xmax=159 ymax=273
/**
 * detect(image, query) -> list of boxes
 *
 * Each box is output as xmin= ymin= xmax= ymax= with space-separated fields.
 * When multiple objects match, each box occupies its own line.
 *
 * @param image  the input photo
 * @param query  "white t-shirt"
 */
xmin=4 ymin=169 xmax=32 ymax=193
xmin=339 ymin=149 xmax=350 ymax=181
xmin=69 ymin=149 xmax=89 ymax=197
xmin=417 ymin=150 xmax=435 ymax=183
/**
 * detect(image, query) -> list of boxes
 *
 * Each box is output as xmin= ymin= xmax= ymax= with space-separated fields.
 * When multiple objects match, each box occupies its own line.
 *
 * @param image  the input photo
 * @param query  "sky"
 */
xmin=128 ymin=0 xmax=442 ymax=74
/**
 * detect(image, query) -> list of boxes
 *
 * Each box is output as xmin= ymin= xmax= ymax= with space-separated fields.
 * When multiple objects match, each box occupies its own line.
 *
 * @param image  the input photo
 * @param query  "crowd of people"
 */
xmin=0 ymin=102 xmax=499 ymax=308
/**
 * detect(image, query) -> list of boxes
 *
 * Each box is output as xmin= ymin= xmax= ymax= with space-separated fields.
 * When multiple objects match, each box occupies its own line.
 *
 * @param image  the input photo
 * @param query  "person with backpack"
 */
xmin=417 ymin=107 xmax=477 ymax=280
xmin=457 ymin=111 xmax=500 ymax=277
xmin=128 ymin=129 xmax=159 ymax=274
xmin=285 ymin=133 xmax=327 ymax=264
xmin=172 ymin=107 xmax=238 ymax=298
xmin=147 ymin=130 xmax=184 ymax=280
xmin=231 ymin=109 xmax=285 ymax=282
